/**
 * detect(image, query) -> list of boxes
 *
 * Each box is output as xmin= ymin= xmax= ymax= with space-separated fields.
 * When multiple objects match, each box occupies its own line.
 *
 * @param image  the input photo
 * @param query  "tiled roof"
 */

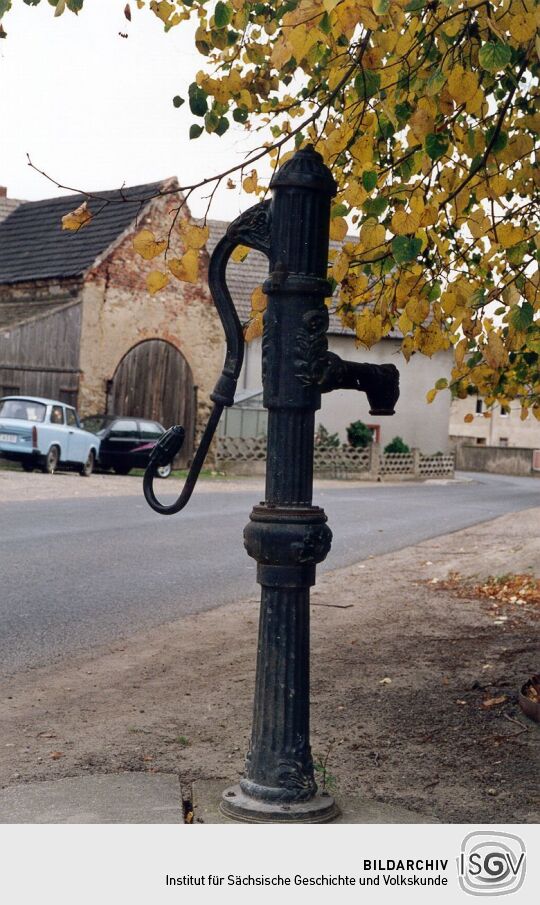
xmin=206 ymin=220 xmax=353 ymax=336
xmin=0 ymin=182 xmax=165 ymax=284
xmin=0 ymin=197 xmax=21 ymax=224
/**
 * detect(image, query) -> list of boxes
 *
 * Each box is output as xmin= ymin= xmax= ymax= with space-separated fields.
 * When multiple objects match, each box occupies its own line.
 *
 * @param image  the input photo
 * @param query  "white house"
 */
xmin=208 ymin=222 xmax=453 ymax=454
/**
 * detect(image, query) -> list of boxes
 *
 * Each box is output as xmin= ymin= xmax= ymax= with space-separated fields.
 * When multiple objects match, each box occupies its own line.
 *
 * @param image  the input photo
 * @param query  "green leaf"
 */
xmin=189 ymin=124 xmax=204 ymax=139
xmin=485 ymin=127 xmax=508 ymax=154
xmin=172 ymin=95 xmax=185 ymax=109
xmin=404 ymin=0 xmax=424 ymax=9
xmin=362 ymin=196 xmax=388 ymax=218
xmin=525 ymin=337 xmax=540 ymax=354
xmin=392 ymin=235 xmax=422 ymax=263
xmin=215 ymin=116 xmax=229 ymax=136
xmin=435 ymin=378 xmax=448 ymax=390
xmin=372 ymin=0 xmax=389 ymax=13
xmin=506 ymin=242 xmax=527 ymax=265
xmin=362 ymin=171 xmax=377 ymax=192
xmin=233 ymin=106 xmax=248 ymax=123
xmin=214 ymin=1 xmax=232 ymax=28
xmin=0 ymin=0 xmax=12 ymax=14
xmin=354 ymin=70 xmax=381 ymax=100
xmin=331 ymin=203 xmax=349 ymax=218
xmin=188 ymin=83 xmax=208 ymax=117
xmin=204 ymin=110 xmax=220 ymax=133
xmin=428 ymin=281 xmax=442 ymax=301
xmin=478 ymin=42 xmax=512 ymax=73
xmin=511 ymin=303 xmax=534 ymax=331
xmin=425 ymin=132 xmax=450 ymax=160
xmin=425 ymin=68 xmax=446 ymax=96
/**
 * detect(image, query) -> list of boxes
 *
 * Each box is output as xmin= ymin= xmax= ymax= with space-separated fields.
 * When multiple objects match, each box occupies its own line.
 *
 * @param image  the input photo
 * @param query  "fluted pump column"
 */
xmin=221 ymin=147 xmax=339 ymax=823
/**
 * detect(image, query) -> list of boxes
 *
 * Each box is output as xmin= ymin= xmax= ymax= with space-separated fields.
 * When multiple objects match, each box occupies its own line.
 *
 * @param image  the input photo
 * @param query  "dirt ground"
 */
xmin=0 ymin=472 xmax=538 ymax=823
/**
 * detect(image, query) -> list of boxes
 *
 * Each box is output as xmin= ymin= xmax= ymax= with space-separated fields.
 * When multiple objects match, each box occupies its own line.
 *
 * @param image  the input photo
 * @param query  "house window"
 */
xmin=500 ymin=405 xmax=510 ymax=417
xmin=499 ymin=438 xmax=509 ymax=447
xmin=476 ymin=437 xmax=486 ymax=445
xmin=475 ymin=398 xmax=483 ymax=415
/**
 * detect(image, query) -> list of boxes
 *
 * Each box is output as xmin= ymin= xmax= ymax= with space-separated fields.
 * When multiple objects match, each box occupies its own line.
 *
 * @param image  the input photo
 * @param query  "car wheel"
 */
xmin=80 ymin=449 xmax=95 ymax=477
xmin=157 ymin=463 xmax=172 ymax=479
xmin=113 ymin=465 xmax=132 ymax=476
xmin=21 ymin=461 xmax=34 ymax=473
xmin=42 ymin=446 xmax=60 ymax=475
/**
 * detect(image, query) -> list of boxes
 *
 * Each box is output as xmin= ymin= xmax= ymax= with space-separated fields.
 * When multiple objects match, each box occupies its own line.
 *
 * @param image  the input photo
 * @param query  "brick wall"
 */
xmin=78 ymin=192 xmax=223 ymax=437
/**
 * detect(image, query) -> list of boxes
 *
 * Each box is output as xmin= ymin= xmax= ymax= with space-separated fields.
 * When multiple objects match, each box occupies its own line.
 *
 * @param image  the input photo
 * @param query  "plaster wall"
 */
xmin=242 ymin=335 xmax=453 ymax=454
xmin=450 ymin=396 xmax=540 ymax=448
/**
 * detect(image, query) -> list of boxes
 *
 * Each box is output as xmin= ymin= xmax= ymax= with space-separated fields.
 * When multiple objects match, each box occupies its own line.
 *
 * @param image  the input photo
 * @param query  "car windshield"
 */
xmin=81 ymin=415 xmax=112 ymax=436
xmin=0 ymin=399 xmax=46 ymax=422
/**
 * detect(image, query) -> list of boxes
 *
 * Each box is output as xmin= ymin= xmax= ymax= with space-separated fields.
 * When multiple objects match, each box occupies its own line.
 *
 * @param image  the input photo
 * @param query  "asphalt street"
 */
xmin=0 ymin=472 xmax=538 ymax=676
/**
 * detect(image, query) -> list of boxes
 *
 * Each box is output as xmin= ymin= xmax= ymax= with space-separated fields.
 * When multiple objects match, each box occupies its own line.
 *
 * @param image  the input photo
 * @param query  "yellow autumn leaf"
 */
xmin=250 ymin=285 xmax=267 ymax=313
xmin=244 ymin=312 xmax=264 ymax=342
xmin=332 ymin=251 xmax=350 ymax=283
xmin=391 ymin=208 xmax=421 ymax=236
xmin=330 ymin=217 xmax=348 ymax=241
xmin=168 ymin=249 xmax=199 ymax=283
xmin=355 ymin=311 xmax=383 ymax=348
xmin=181 ymin=224 xmax=209 ymax=250
xmin=150 ymin=0 xmax=174 ymax=24
xmin=231 ymin=244 xmax=250 ymax=263
xmin=147 ymin=270 xmax=169 ymax=294
xmin=454 ymin=339 xmax=468 ymax=369
xmin=243 ymin=170 xmax=258 ymax=194
xmin=133 ymin=229 xmax=167 ymax=260
xmin=464 ymin=413 xmax=474 ymax=423
xmin=62 ymin=201 xmax=92 ymax=231
xmin=508 ymin=12 xmax=538 ymax=43
xmin=360 ymin=218 xmax=385 ymax=251
xmin=497 ymin=224 xmax=526 ymax=248
xmin=484 ymin=332 xmax=508 ymax=370
xmin=426 ymin=388 xmax=437 ymax=404
xmin=416 ymin=323 xmax=446 ymax=357
xmin=447 ymin=67 xmax=478 ymax=105
xmin=405 ymin=297 xmax=430 ymax=324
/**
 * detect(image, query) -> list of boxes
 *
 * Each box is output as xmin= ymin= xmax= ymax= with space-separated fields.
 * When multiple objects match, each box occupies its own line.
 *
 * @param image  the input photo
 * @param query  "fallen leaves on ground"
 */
xmin=426 ymin=573 xmax=540 ymax=628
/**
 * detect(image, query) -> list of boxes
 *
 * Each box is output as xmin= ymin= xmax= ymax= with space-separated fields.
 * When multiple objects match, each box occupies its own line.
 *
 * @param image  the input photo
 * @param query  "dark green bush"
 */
xmin=384 ymin=436 xmax=410 ymax=454
xmin=346 ymin=420 xmax=374 ymax=449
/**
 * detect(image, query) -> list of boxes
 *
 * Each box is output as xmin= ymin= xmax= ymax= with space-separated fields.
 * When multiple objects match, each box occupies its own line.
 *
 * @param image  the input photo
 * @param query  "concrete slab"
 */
xmin=0 ymin=773 xmax=184 ymax=824
xmin=192 ymin=780 xmax=439 ymax=824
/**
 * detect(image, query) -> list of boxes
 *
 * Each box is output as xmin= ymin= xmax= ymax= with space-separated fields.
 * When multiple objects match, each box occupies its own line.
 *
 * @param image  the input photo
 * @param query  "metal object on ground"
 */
xmin=519 ymin=674 xmax=540 ymax=723
xmin=143 ymin=146 xmax=399 ymax=822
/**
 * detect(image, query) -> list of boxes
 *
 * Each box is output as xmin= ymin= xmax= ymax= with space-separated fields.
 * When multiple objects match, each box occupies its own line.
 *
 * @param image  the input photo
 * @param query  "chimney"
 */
xmin=0 ymin=187 xmax=6 ymax=198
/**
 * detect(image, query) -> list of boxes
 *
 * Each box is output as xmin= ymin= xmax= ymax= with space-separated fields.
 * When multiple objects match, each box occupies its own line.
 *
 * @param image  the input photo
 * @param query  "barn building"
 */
xmin=0 ymin=182 xmax=223 ymax=466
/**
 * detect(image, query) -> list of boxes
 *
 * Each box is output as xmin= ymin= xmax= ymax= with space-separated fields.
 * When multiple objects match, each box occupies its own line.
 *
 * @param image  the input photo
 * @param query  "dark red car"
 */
xmin=81 ymin=415 xmax=172 ymax=477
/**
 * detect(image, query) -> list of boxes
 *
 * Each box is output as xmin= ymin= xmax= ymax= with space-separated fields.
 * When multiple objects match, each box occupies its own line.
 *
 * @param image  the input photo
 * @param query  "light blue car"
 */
xmin=0 ymin=396 xmax=100 ymax=476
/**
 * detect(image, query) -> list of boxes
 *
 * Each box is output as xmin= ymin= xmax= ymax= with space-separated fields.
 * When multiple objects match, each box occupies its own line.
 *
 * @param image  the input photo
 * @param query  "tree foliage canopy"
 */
xmin=3 ymin=0 xmax=540 ymax=416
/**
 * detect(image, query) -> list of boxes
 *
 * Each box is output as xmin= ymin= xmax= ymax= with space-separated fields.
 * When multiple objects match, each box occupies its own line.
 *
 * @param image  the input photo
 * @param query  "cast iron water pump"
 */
xmin=144 ymin=146 xmax=399 ymax=822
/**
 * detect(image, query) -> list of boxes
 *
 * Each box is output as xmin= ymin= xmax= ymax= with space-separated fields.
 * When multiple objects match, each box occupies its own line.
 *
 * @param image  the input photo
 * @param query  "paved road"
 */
xmin=1 ymin=472 xmax=538 ymax=676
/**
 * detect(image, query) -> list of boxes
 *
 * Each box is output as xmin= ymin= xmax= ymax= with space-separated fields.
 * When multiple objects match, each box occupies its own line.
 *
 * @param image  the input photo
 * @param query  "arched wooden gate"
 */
xmin=107 ymin=339 xmax=195 ymax=466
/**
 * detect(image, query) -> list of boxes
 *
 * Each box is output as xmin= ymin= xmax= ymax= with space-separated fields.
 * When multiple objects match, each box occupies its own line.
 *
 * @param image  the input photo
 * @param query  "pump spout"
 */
xmin=316 ymin=352 xmax=399 ymax=416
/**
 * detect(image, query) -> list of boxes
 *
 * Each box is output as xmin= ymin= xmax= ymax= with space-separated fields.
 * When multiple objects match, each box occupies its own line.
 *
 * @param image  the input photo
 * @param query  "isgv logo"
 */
xmin=458 ymin=832 xmax=526 ymax=896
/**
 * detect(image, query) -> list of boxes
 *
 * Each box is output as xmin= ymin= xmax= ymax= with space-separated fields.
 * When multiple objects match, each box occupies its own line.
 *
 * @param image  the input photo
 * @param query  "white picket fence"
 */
xmin=216 ymin=436 xmax=454 ymax=479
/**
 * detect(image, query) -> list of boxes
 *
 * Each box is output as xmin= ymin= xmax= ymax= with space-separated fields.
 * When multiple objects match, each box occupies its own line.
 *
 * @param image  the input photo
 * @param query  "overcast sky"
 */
xmin=1 ymin=0 xmax=270 ymax=220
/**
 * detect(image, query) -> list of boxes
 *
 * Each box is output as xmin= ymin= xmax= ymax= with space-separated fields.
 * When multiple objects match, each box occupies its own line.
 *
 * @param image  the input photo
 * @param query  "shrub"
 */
xmin=346 ymin=420 xmax=374 ymax=449
xmin=384 ymin=436 xmax=410 ymax=454
xmin=315 ymin=423 xmax=340 ymax=448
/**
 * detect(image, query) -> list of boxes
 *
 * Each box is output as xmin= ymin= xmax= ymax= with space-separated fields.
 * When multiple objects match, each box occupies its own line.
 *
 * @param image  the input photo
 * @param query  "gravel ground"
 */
xmin=0 ymin=501 xmax=538 ymax=824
